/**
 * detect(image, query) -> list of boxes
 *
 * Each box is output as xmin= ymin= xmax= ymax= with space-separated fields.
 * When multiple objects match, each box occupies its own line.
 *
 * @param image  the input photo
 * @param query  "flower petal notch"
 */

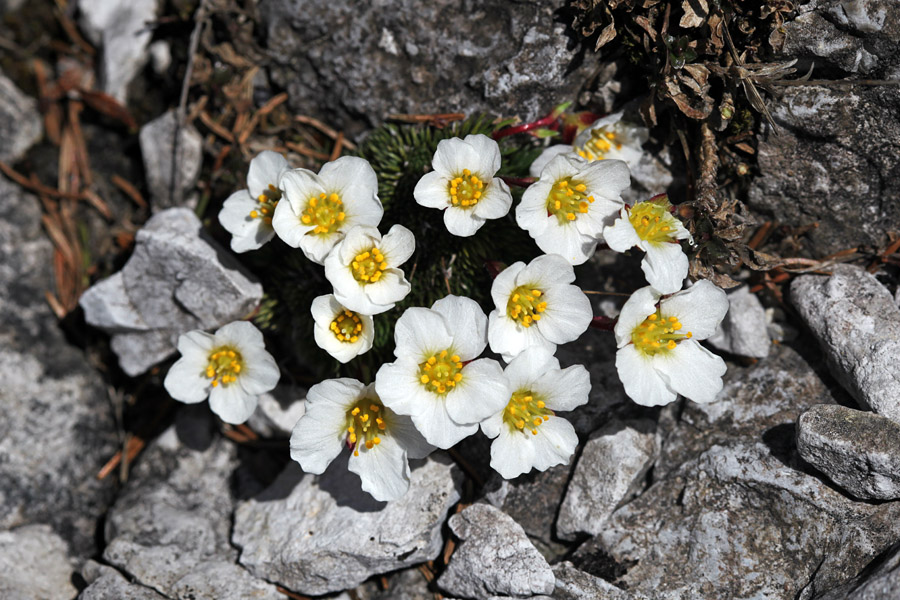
xmin=164 ymin=321 xmax=280 ymax=424
xmin=218 ymin=151 xmax=290 ymax=253
xmin=375 ymin=295 xmax=509 ymax=449
xmin=614 ymin=280 xmax=729 ymax=407
xmin=488 ymin=254 xmax=593 ymax=361
xmin=311 ymin=294 xmax=375 ymax=363
xmin=604 ymin=194 xmax=692 ymax=294
xmin=413 ymin=134 xmax=513 ymax=237
xmin=324 ymin=224 xmax=415 ymax=315
xmin=272 ymin=156 xmax=384 ymax=264
xmin=516 ymin=154 xmax=631 ymax=265
xmin=481 ymin=347 xmax=590 ymax=479
xmin=290 ymin=379 xmax=433 ymax=502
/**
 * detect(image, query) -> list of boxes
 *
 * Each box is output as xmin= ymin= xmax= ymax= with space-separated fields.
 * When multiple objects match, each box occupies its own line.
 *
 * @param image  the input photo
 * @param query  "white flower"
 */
xmin=375 ymin=295 xmax=509 ymax=449
xmin=290 ymin=379 xmax=433 ymax=502
xmin=324 ymin=224 xmax=414 ymax=315
xmin=614 ymin=280 xmax=728 ymax=407
xmin=529 ymin=111 xmax=649 ymax=177
xmin=488 ymin=254 xmax=593 ymax=361
xmin=413 ymin=134 xmax=513 ymax=237
xmin=516 ymin=154 xmax=630 ymax=265
xmin=481 ymin=347 xmax=590 ymax=479
xmin=603 ymin=194 xmax=692 ymax=294
xmin=311 ymin=294 xmax=374 ymax=363
xmin=164 ymin=321 xmax=280 ymax=424
xmin=271 ymin=156 xmax=384 ymax=264
xmin=218 ymin=151 xmax=289 ymax=253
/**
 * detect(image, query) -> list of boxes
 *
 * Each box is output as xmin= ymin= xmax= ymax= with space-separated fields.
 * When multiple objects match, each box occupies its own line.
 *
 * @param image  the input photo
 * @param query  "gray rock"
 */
xmin=138 ymin=110 xmax=203 ymax=211
xmin=790 ymin=265 xmax=900 ymax=423
xmin=0 ymin=69 xmax=42 ymax=163
xmin=102 ymin=408 xmax=282 ymax=600
xmin=438 ymin=503 xmax=555 ymax=599
xmin=260 ymin=0 xmax=597 ymax=133
xmin=797 ymin=403 xmax=900 ymax=500
xmin=0 ymin=525 xmax=77 ymax=600
xmin=353 ymin=567 xmax=434 ymax=600
xmin=79 ymin=207 xmax=263 ymax=376
xmin=80 ymin=570 xmax=168 ymax=600
xmin=552 ymin=562 xmax=632 ymax=600
xmin=77 ymin=0 xmax=160 ymax=102
xmin=0 ymin=176 xmax=117 ymax=558
xmin=707 ymin=285 xmax=771 ymax=358
xmin=246 ymin=387 xmax=306 ymax=438
xmin=233 ymin=454 xmax=462 ymax=596
xmin=556 ymin=420 xmax=657 ymax=541
xmin=817 ymin=542 xmax=900 ymax=600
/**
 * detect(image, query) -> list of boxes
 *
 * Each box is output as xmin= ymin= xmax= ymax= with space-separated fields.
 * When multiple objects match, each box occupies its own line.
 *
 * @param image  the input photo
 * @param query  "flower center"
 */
xmin=330 ymin=309 xmax=363 ymax=343
xmin=418 ymin=349 xmax=463 ymax=395
xmin=628 ymin=198 xmax=681 ymax=244
xmin=576 ymin=128 xmax=622 ymax=161
xmin=546 ymin=178 xmax=595 ymax=225
xmin=502 ymin=390 xmax=552 ymax=435
xmin=205 ymin=346 xmax=243 ymax=388
xmin=448 ymin=169 xmax=485 ymax=208
xmin=345 ymin=397 xmax=387 ymax=456
xmin=301 ymin=192 xmax=346 ymax=235
xmin=350 ymin=246 xmax=387 ymax=284
xmin=249 ymin=184 xmax=281 ymax=224
xmin=506 ymin=285 xmax=547 ymax=328
xmin=631 ymin=310 xmax=693 ymax=356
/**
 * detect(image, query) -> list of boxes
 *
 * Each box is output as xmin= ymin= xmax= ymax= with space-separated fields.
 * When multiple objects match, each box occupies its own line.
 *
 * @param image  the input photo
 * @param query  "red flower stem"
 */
xmin=492 ymin=117 xmax=559 ymax=140
xmin=589 ymin=315 xmax=617 ymax=331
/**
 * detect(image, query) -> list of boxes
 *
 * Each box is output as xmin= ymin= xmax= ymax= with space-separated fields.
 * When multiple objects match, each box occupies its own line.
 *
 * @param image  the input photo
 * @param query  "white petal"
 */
xmin=342 ymin=192 xmax=384 ymax=230
xmin=536 ymin=284 xmax=592 ymax=345
xmin=578 ymin=158 xmax=631 ymax=200
xmin=315 ymin=322 xmax=369 ymax=363
xmin=299 ymin=232 xmax=343 ymax=265
xmin=318 ymin=156 xmax=379 ymax=208
xmin=271 ymin=199 xmax=309 ymax=248
xmin=215 ymin=320 xmax=264 ymax=349
xmin=490 ymin=261 xmax=524 ymax=311
xmin=209 ymin=382 xmax=258 ymax=424
xmin=614 ymin=286 xmax=660 ymax=347
xmin=380 ymin=224 xmax=416 ymax=266
xmin=517 ymin=253 xmax=577 ymax=287
xmin=444 ymin=358 xmax=508 ymax=424
xmin=444 ymin=206 xmax=484 ymax=237
xmin=290 ymin=381 xmax=356 ymax=474
xmin=503 ymin=346 xmax=559 ymax=390
xmin=529 ymin=145 xmax=575 ymax=178
xmin=363 ymin=268 xmax=410 ymax=310
xmin=530 ymin=417 xmax=579 ymax=472
xmin=410 ymin=397 xmax=478 ymax=449
xmin=176 ymin=329 xmax=216 ymax=356
xmin=337 ymin=225 xmax=381 ymax=265
xmin=463 ymin=133 xmax=502 ymax=176
xmin=642 ymin=242 xmax=689 ymax=295
xmin=219 ymin=191 xmax=272 ymax=253
xmin=488 ymin=310 xmax=556 ymax=362
xmin=431 ymin=137 xmax=480 ymax=177
xmin=431 ymin=295 xmax=487 ymax=360
xmin=392 ymin=307 xmax=453 ymax=361
xmin=603 ymin=212 xmax=641 ymax=252
xmin=615 ymin=345 xmax=678 ymax=407
xmin=472 ymin=178 xmax=512 ymax=220
xmin=574 ymin=112 xmax=623 ymax=147
xmin=660 ymin=279 xmax=729 ymax=340
xmin=348 ymin=435 xmax=410 ymax=502
xmin=516 ymin=181 xmax=552 ymax=237
xmin=310 ymin=294 xmax=340 ymax=324
xmin=280 ymin=168 xmax=325 ymax=214
xmin=480 ymin=411 xmax=505 ymax=439
xmin=414 ymin=171 xmax=450 ymax=209
xmin=655 ymin=340 xmax=727 ymax=404
xmin=375 ymin=360 xmax=431 ymax=416
xmin=573 ymin=196 xmax=623 ymax=238
xmin=388 ymin=412 xmax=435 ymax=460
xmin=247 ymin=151 xmax=289 ymax=198
xmin=164 ymin=355 xmax=211 ymax=404
xmin=534 ymin=221 xmax=596 ymax=266
xmin=238 ymin=349 xmax=280 ymax=395
xmin=534 ymin=364 xmax=590 ymax=412
xmin=490 ymin=427 xmax=537 ymax=479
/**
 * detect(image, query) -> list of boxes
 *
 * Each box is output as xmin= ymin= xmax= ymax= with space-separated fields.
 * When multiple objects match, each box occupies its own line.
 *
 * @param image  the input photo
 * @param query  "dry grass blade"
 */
xmin=285 ymin=141 xmax=331 ymax=161
xmin=329 ymin=131 xmax=345 ymax=162
xmin=82 ymin=189 xmax=112 ymax=220
xmin=111 ymin=174 xmax=148 ymax=209
xmin=200 ymin=111 xmax=236 ymax=142
xmin=294 ymin=115 xmax=358 ymax=149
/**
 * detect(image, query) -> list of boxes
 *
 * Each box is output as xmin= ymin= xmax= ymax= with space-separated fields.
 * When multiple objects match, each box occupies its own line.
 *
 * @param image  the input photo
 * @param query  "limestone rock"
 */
xmin=138 ymin=110 xmax=203 ymax=210
xmin=80 ymin=570 xmax=168 ymax=600
xmin=438 ymin=503 xmax=555 ymax=599
xmin=552 ymin=562 xmax=633 ymax=600
xmin=0 ymin=69 xmax=42 ymax=163
xmin=707 ymin=285 xmax=771 ymax=358
xmin=818 ymin=542 xmax=900 ymax=600
xmin=0 ymin=525 xmax=77 ymax=600
xmin=246 ymin=387 xmax=306 ymax=438
xmin=233 ymin=454 xmax=462 ymax=596
xmin=790 ymin=265 xmax=900 ymax=423
xmin=79 ymin=207 xmax=263 ymax=376
xmin=556 ymin=420 xmax=657 ymax=541
xmin=797 ymin=403 xmax=900 ymax=500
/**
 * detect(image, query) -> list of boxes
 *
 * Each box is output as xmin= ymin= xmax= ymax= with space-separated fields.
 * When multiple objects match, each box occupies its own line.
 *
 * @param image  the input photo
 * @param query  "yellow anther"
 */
xmin=250 ymin=210 xmax=259 ymax=219
xmin=547 ymin=177 xmax=593 ymax=224
xmin=448 ymin=168 xmax=485 ymax=209
xmin=629 ymin=196 xmax=683 ymax=244
xmin=421 ymin=374 xmax=430 ymax=384
xmin=574 ymin=183 xmax=587 ymax=192
xmin=566 ymin=212 xmax=576 ymax=221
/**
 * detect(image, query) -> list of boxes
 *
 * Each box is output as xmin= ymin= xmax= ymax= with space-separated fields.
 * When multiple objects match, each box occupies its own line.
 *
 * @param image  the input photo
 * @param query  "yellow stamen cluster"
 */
xmin=448 ymin=169 xmax=485 ymax=208
xmin=631 ymin=310 xmax=693 ymax=356
xmin=628 ymin=197 xmax=681 ymax=244
xmin=576 ymin=128 xmax=623 ymax=161
xmin=418 ymin=349 xmax=464 ymax=395
xmin=330 ymin=309 xmax=363 ymax=343
xmin=547 ymin=178 xmax=595 ymax=225
xmin=301 ymin=192 xmax=345 ymax=235
xmin=350 ymin=246 xmax=387 ymax=284
xmin=205 ymin=347 xmax=243 ymax=388
xmin=346 ymin=398 xmax=387 ymax=457
xmin=506 ymin=286 xmax=547 ymax=328
xmin=502 ymin=390 xmax=552 ymax=435
xmin=249 ymin=183 xmax=281 ymax=224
